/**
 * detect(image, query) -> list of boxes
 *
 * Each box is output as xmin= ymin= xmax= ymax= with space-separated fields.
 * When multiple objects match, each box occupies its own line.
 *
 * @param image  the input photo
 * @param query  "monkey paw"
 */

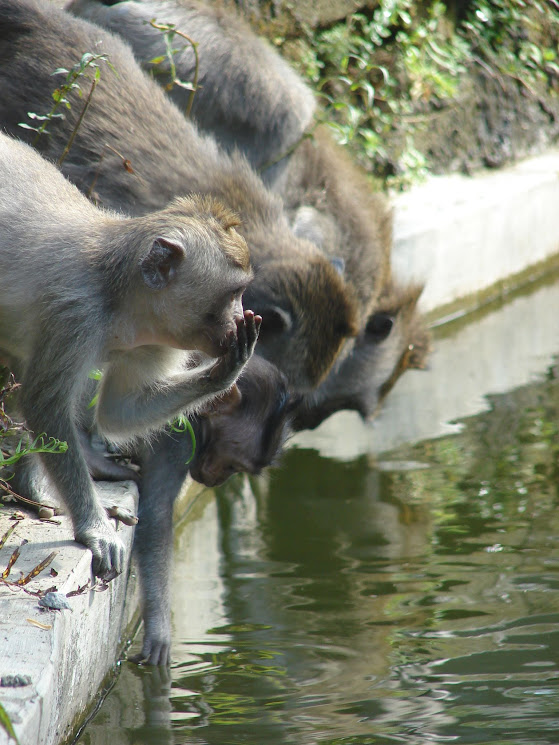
xmin=209 ymin=310 xmax=261 ymax=385
xmin=130 ymin=635 xmax=171 ymax=667
xmin=75 ymin=518 xmax=126 ymax=579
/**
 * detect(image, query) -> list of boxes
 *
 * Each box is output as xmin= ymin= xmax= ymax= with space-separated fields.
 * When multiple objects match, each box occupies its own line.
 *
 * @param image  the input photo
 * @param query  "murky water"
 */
xmin=79 ymin=274 xmax=559 ymax=745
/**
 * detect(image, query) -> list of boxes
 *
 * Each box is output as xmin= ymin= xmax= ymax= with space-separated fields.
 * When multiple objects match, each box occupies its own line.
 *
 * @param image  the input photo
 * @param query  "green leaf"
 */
xmin=173 ymin=79 xmax=195 ymax=91
xmin=169 ymin=417 xmax=197 ymax=464
xmin=0 ymin=700 xmax=21 ymax=744
xmin=148 ymin=55 xmax=167 ymax=65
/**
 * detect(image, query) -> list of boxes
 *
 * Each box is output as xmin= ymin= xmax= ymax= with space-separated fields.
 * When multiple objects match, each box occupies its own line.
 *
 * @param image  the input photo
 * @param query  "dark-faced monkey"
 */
xmin=0 ymin=0 xmax=357 ymax=392
xmin=0 ymin=132 xmax=259 ymax=577
xmin=128 ymin=355 xmax=295 ymax=665
xmin=292 ymin=282 xmax=431 ymax=429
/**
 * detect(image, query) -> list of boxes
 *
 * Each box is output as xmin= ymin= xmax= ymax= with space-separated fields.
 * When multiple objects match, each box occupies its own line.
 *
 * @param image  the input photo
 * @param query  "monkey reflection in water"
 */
xmin=0 ymin=133 xmax=260 ymax=579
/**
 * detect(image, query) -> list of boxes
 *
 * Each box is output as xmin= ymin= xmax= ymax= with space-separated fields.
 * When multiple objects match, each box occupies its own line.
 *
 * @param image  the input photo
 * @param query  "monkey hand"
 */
xmin=130 ymin=621 xmax=172 ymax=667
xmin=209 ymin=309 xmax=262 ymax=385
xmin=75 ymin=516 xmax=126 ymax=579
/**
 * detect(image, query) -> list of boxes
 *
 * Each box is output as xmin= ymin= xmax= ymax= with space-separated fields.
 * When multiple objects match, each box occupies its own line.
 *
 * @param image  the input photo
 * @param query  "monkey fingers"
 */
xmin=131 ymin=636 xmax=171 ymax=667
xmin=209 ymin=312 xmax=261 ymax=383
xmin=76 ymin=520 xmax=126 ymax=579
xmin=243 ymin=310 xmax=262 ymax=358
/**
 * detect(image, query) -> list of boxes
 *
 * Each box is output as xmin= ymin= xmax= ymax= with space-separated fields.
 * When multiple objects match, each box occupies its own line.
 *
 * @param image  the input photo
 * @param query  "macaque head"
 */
xmin=292 ymin=284 xmax=430 ymax=430
xmin=189 ymin=356 xmax=296 ymax=487
xmin=126 ymin=195 xmax=253 ymax=357
xmin=243 ymin=256 xmax=359 ymax=392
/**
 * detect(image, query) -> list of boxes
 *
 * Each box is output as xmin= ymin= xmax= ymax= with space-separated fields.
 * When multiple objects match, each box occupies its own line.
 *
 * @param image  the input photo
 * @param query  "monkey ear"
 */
xmin=366 ymin=312 xmax=394 ymax=343
xmin=205 ymin=384 xmax=243 ymax=416
xmin=330 ymin=257 xmax=345 ymax=276
xmin=257 ymin=305 xmax=293 ymax=338
xmin=140 ymin=237 xmax=186 ymax=290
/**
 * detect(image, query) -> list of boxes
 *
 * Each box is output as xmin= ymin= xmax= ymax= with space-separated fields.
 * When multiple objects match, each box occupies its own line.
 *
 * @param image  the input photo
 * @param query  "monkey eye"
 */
xmin=257 ymin=306 xmax=292 ymax=339
xmin=366 ymin=312 xmax=394 ymax=342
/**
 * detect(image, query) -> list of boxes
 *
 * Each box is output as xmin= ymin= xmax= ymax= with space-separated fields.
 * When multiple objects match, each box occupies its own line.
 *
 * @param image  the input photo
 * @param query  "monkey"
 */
xmin=280 ymin=129 xmax=431 ymax=424
xmin=128 ymin=355 xmax=296 ymax=665
xmin=291 ymin=282 xmax=431 ymax=429
xmin=0 ymin=0 xmax=358 ymax=392
xmin=66 ymin=0 xmax=430 ymax=423
xmin=75 ymin=354 xmax=295 ymax=663
xmin=66 ymin=0 xmax=316 ymax=187
xmin=0 ymin=131 xmax=260 ymax=577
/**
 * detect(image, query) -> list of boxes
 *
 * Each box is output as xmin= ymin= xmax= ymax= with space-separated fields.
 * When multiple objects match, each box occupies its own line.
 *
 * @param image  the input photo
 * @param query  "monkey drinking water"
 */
xmin=130 ymin=355 xmax=296 ymax=664
xmin=0 ymin=133 xmax=259 ymax=577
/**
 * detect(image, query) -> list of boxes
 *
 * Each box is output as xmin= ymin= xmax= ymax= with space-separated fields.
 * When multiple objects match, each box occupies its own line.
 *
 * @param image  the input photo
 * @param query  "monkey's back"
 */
xmin=67 ymin=0 xmax=316 ymax=179
xmin=0 ymin=133 xmax=106 ymax=357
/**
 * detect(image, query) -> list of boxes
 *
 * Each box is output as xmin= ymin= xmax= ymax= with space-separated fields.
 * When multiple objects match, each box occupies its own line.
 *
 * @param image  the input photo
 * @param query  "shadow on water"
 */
xmin=79 ymin=273 xmax=559 ymax=745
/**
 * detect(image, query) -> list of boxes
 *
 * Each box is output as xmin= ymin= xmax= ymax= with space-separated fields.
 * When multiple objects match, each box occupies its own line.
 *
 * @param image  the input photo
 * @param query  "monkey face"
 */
xmin=134 ymin=223 xmax=252 ymax=357
xmin=292 ymin=299 xmax=430 ymax=431
xmin=244 ymin=258 xmax=358 ymax=391
xmin=190 ymin=357 xmax=293 ymax=486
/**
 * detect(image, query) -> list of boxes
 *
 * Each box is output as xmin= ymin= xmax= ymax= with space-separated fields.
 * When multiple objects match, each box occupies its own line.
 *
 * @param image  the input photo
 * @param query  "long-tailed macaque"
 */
xmin=0 ymin=132 xmax=259 ymax=577
xmin=68 ymin=0 xmax=430 ymax=424
xmin=67 ymin=0 xmax=316 ymax=187
xmin=0 ymin=0 xmax=358 ymax=392
xmin=282 ymin=131 xmax=431 ymax=425
xmin=130 ymin=355 xmax=295 ymax=665
xmin=80 ymin=355 xmax=294 ymax=663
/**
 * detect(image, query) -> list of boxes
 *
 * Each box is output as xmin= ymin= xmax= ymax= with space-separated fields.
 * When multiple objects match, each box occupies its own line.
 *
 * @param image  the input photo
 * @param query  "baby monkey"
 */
xmin=0 ymin=133 xmax=259 ymax=577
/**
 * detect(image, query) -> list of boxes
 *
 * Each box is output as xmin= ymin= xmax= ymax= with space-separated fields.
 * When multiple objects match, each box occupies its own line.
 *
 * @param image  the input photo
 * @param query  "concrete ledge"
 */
xmin=0 ymin=482 xmax=139 ymax=745
xmin=392 ymin=149 xmax=559 ymax=319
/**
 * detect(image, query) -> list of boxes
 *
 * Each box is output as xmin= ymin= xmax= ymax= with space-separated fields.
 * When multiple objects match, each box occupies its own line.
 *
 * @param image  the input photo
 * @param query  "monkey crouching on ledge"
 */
xmin=0 ymin=133 xmax=260 ymax=578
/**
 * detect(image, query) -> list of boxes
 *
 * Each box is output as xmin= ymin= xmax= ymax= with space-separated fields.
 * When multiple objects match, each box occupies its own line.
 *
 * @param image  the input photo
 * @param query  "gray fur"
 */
xmin=67 ymin=0 xmax=316 ymax=186
xmin=66 ymin=0 xmax=430 ymax=422
xmin=0 ymin=0 xmax=356 ymax=391
xmin=0 ymin=132 xmax=257 ymax=576
xmin=130 ymin=355 xmax=294 ymax=665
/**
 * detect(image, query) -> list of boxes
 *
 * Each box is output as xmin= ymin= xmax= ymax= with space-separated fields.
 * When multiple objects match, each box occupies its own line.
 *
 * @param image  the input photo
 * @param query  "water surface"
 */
xmin=79 ymin=275 xmax=559 ymax=745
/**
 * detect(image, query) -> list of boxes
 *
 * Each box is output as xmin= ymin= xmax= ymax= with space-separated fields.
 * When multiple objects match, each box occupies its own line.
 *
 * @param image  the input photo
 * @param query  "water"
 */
xmin=78 ymin=274 xmax=559 ymax=745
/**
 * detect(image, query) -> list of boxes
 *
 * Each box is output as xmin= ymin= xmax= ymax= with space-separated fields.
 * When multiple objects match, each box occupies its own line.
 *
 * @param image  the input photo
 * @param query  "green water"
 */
xmin=79 ymin=281 xmax=559 ymax=745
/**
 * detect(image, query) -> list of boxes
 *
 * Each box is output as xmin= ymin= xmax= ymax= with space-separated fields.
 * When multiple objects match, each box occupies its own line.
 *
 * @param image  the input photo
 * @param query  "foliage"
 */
xmin=169 ymin=415 xmax=197 ymax=464
xmin=145 ymin=19 xmax=200 ymax=116
xmin=18 ymin=52 xmax=116 ymax=164
xmin=279 ymin=0 xmax=559 ymax=190
xmin=0 ymin=701 xmax=20 ymax=745
xmin=0 ymin=369 xmax=67 ymax=499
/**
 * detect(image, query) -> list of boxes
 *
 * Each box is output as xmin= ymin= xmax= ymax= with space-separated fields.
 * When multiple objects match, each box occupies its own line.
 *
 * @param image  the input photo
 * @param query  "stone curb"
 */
xmin=0 ymin=482 xmax=139 ymax=745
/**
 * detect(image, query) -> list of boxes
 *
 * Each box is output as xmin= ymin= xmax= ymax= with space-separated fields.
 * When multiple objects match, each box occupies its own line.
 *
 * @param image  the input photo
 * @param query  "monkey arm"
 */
xmin=96 ymin=311 xmax=260 ymax=441
xmin=130 ymin=431 xmax=194 ymax=666
xmin=19 ymin=333 xmax=125 ymax=577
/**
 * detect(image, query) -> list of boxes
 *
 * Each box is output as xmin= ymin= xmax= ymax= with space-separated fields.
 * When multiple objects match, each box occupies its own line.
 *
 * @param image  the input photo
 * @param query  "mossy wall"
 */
xmin=226 ymin=0 xmax=559 ymax=189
